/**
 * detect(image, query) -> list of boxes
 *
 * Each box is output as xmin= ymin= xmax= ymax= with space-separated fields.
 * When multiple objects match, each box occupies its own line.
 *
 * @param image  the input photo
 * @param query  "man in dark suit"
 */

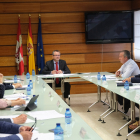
xmin=42 ymin=50 xmax=71 ymax=102
xmin=0 ymin=121 xmax=32 ymax=140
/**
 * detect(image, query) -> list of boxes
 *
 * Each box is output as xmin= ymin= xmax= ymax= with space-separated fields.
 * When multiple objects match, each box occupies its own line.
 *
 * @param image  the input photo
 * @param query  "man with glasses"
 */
xmin=42 ymin=50 xmax=71 ymax=103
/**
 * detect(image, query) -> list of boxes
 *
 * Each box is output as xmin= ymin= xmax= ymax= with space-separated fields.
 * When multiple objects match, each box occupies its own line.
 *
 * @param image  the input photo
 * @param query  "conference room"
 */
xmin=0 ymin=0 xmax=140 ymax=140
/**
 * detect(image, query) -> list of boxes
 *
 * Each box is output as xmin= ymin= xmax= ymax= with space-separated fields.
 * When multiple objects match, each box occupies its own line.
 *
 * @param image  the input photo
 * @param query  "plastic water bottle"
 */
xmin=29 ymin=80 xmax=33 ymax=89
xmin=32 ymin=69 xmax=35 ymax=76
xmin=124 ymin=81 xmax=129 ymax=90
xmin=26 ymin=72 xmax=30 ymax=79
xmin=102 ymin=75 xmax=106 ymax=81
xmin=27 ymin=85 xmax=31 ymax=95
xmin=65 ymin=108 xmax=72 ymax=137
xmin=14 ymin=75 xmax=17 ymax=83
xmin=65 ymin=108 xmax=72 ymax=124
xmin=54 ymin=123 xmax=64 ymax=140
xmin=32 ymin=69 xmax=35 ymax=82
xmin=33 ymin=95 xmax=37 ymax=105
xmin=97 ymin=72 xmax=101 ymax=80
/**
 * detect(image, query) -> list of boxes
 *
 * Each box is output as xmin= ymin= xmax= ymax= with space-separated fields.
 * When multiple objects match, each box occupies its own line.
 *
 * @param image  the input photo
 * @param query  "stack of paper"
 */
xmin=31 ymin=132 xmax=54 ymax=140
xmin=27 ymin=110 xmax=64 ymax=120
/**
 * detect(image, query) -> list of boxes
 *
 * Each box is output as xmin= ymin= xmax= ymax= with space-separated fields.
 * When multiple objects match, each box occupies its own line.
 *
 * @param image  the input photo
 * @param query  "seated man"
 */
xmin=123 ymin=75 xmax=140 ymax=130
xmin=115 ymin=50 xmax=140 ymax=78
xmin=42 ymin=50 xmax=71 ymax=102
xmin=0 ymin=114 xmax=27 ymax=124
xmin=0 ymin=121 xmax=32 ymax=140
xmin=115 ymin=50 xmax=140 ymax=113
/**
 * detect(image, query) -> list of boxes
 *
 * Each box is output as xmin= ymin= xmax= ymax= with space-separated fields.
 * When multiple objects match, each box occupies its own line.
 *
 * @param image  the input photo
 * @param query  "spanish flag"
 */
xmin=27 ymin=16 xmax=36 ymax=75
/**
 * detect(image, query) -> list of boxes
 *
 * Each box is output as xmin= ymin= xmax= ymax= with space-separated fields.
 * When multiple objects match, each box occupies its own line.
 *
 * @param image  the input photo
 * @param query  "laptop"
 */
xmin=16 ymin=95 xmax=39 ymax=111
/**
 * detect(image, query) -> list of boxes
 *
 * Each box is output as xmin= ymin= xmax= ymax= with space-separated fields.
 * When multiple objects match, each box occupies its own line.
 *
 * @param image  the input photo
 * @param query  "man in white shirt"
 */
xmin=115 ymin=50 xmax=140 ymax=79
xmin=115 ymin=50 xmax=140 ymax=113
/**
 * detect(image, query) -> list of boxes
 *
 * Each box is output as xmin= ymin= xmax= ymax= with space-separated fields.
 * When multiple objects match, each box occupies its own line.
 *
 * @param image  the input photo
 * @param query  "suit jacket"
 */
xmin=131 ymin=77 xmax=140 ymax=83
xmin=0 ymin=119 xmax=11 ymax=123
xmin=42 ymin=59 xmax=71 ymax=74
xmin=3 ymin=83 xmax=13 ymax=90
xmin=0 ymin=121 xmax=20 ymax=140
xmin=0 ymin=84 xmax=5 ymax=99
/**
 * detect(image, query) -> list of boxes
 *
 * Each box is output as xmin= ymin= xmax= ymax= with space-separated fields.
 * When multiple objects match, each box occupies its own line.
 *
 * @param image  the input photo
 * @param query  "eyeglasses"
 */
xmin=53 ymin=55 xmax=60 ymax=56
xmin=30 ymin=118 xmax=37 ymax=132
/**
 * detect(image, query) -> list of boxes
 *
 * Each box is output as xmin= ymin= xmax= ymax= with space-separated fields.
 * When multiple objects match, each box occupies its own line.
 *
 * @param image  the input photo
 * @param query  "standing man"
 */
xmin=115 ymin=50 xmax=140 ymax=113
xmin=42 ymin=50 xmax=71 ymax=103
xmin=115 ymin=50 xmax=140 ymax=78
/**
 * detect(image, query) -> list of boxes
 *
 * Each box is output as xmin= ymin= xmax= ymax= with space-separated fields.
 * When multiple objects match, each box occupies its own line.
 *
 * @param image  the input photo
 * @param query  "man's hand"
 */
xmin=13 ymin=114 xmax=27 ymax=124
xmin=51 ymin=70 xmax=57 ymax=74
xmin=19 ymin=126 xmax=32 ymax=132
xmin=57 ymin=70 xmax=63 ymax=74
xmin=123 ymin=77 xmax=131 ymax=83
xmin=0 ymin=73 xmax=3 ymax=83
xmin=20 ymin=131 xmax=32 ymax=140
xmin=115 ymin=71 xmax=120 ymax=77
xmin=16 ymin=99 xmax=26 ymax=105
xmin=13 ymin=83 xmax=22 ymax=88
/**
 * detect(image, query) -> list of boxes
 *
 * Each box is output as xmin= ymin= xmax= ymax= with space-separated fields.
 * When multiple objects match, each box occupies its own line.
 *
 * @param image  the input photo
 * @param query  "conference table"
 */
xmin=38 ymin=72 xmax=140 ymax=139
xmin=2 ymin=75 xmax=103 ymax=140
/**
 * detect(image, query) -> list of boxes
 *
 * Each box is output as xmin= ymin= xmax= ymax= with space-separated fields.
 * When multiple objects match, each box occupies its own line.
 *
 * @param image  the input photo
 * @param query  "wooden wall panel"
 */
xmin=40 ymin=1 xmax=131 ymax=12
xmin=132 ymin=0 xmax=140 ymax=10
xmin=0 ymin=3 xmax=40 ymax=13
xmin=0 ymin=23 xmax=85 ymax=35
xmin=0 ymin=0 xmax=132 ymax=2
xmin=0 ymin=13 xmax=84 ymax=24
xmin=56 ymin=83 xmax=97 ymax=95
xmin=0 ymin=0 xmax=134 ymax=95
xmin=0 ymin=43 xmax=131 ymax=56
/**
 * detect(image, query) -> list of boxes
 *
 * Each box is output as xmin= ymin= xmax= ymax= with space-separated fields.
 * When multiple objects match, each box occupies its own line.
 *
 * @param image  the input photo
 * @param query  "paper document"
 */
xmin=129 ymin=86 xmax=140 ymax=90
xmin=32 ymin=132 xmax=54 ymax=140
xmin=0 ymin=115 xmax=34 ymax=123
xmin=3 ymin=80 xmax=20 ymax=83
xmin=4 ymin=93 xmax=27 ymax=100
xmin=27 ymin=110 xmax=64 ymax=120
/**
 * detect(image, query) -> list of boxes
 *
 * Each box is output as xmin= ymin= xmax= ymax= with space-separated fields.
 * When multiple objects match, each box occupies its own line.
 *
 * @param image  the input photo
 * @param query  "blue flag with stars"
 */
xmin=37 ymin=17 xmax=45 ymax=74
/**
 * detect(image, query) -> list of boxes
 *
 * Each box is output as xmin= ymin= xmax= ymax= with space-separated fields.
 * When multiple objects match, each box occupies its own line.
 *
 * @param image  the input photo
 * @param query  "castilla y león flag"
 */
xmin=15 ymin=17 xmax=24 ymax=75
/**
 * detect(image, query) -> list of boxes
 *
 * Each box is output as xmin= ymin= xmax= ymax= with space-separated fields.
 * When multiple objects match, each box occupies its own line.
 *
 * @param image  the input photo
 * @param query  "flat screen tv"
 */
xmin=85 ymin=11 xmax=134 ymax=44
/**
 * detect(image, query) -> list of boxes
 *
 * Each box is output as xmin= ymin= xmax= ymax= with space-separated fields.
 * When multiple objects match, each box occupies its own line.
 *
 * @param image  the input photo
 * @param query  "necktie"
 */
xmin=55 ymin=62 xmax=59 ymax=84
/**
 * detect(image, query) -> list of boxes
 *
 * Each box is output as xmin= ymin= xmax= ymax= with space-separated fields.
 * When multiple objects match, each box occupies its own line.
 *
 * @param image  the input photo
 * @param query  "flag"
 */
xmin=37 ymin=17 xmax=45 ymax=74
xmin=15 ymin=16 xmax=24 ymax=75
xmin=27 ymin=16 xmax=36 ymax=75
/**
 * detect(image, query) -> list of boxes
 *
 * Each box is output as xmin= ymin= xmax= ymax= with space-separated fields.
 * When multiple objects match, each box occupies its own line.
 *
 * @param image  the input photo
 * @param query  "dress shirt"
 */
xmin=118 ymin=59 xmax=140 ymax=78
xmin=50 ymin=60 xmax=64 ymax=74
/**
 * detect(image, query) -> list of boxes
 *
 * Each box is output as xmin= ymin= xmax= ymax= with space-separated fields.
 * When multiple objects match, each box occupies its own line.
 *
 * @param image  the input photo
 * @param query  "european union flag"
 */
xmin=37 ymin=17 xmax=45 ymax=74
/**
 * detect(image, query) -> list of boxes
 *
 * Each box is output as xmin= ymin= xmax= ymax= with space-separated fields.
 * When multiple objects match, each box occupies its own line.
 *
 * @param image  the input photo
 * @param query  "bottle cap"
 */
xmin=30 ymin=80 xmax=32 ymax=82
xmin=56 ymin=123 xmax=60 ymax=126
xmin=28 ymin=85 xmax=30 ymax=87
xmin=98 ymin=72 xmax=100 ymax=74
xmin=103 ymin=75 xmax=105 ymax=76
xmin=33 ymin=95 xmax=36 ymax=97
xmin=66 ymin=108 xmax=69 ymax=111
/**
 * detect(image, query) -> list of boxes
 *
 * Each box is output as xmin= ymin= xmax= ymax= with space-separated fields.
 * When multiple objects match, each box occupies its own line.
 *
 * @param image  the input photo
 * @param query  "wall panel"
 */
xmin=0 ymin=0 xmax=133 ymax=95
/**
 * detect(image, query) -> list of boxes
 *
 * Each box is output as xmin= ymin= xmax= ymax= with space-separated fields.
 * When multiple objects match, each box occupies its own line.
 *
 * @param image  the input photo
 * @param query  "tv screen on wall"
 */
xmin=85 ymin=11 xmax=134 ymax=44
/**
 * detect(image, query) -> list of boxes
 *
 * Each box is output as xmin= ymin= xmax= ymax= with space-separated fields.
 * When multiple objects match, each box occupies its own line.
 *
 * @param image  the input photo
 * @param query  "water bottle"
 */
xmin=124 ymin=81 xmax=129 ymax=90
xmin=26 ymin=72 xmax=30 ymax=79
xmin=27 ymin=85 xmax=31 ymax=95
xmin=14 ymin=75 xmax=17 ymax=83
xmin=29 ymin=80 xmax=33 ymax=89
xmin=32 ymin=69 xmax=35 ymax=82
xmin=65 ymin=108 xmax=72 ymax=124
xmin=54 ymin=123 xmax=64 ymax=140
xmin=32 ymin=69 xmax=35 ymax=76
xmin=97 ymin=72 xmax=101 ymax=80
xmin=102 ymin=75 xmax=106 ymax=81
xmin=33 ymin=95 xmax=37 ymax=105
